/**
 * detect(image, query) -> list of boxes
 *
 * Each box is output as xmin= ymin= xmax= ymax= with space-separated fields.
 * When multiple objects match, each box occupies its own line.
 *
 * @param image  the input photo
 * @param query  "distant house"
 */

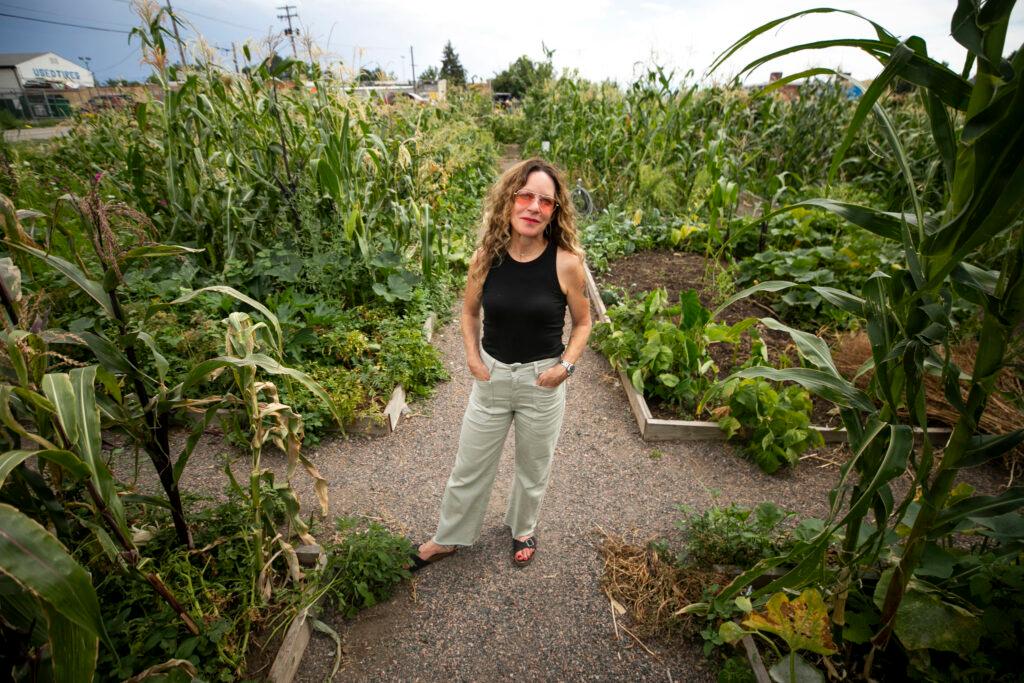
xmin=0 ymin=52 xmax=95 ymax=119
xmin=768 ymin=71 xmax=800 ymax=101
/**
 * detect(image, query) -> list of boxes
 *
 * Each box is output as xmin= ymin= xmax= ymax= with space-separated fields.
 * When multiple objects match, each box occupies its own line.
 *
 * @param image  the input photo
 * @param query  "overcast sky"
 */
xmin=1 ymin=1 xmax=1022 ymax=86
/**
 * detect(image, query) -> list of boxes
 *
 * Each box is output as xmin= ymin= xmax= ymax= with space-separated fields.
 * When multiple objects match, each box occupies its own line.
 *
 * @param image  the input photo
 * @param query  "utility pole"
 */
xmin=165 ymin=0 xmax=189 ymax=68
xmin=277 ymin=5 xmax=299 ymax=58
xmin=231 ymin=42 xmax=240 ymax=73
xmin=409 ymin=46 xmax=416 ymax=91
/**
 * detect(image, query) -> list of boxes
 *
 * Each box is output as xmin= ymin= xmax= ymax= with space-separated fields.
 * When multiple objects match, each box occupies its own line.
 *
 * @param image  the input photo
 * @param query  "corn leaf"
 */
xmin=172 ymin=285 xmax=284 ymax=357
xmin=729 ymin=366 xmax=875 ymax=412
xmin=0 ymin=504 xmax=110 ymax=651
xmin=0 ymin=449 xmax=89 ymax=487
xmin=4 ymin=242 xmax=114 ymax=318
xmin=43 ymin=602 xmax=99 ymax=682
xmin=758 ymin=318 xmax=839 ymax=374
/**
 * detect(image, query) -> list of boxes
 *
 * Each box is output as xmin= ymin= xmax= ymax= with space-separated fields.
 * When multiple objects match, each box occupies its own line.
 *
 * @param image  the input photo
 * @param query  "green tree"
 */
xmin=492 ymin=55 xmax=554 ymax=98
xmin=358 ymin=64 xmax=395 ymax=83
xmin=438 ymin=40 xmax=466 ymax=86
xmin=418 ymin=65 xmax=439 ymax=84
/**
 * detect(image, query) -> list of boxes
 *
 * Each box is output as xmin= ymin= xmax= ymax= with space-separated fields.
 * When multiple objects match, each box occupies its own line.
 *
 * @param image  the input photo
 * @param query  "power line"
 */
xmin=0 ymin=10 xmax=131 ymax=33
xmin=93 ymin=46 xmax=141 ymax=74
xmin=0 ymin=1 xmax=135 ymax=28
xmin=173 ymin=6 xmax=261 ymax=33
xmin=111 ymin=0 xmax=262 ymax=33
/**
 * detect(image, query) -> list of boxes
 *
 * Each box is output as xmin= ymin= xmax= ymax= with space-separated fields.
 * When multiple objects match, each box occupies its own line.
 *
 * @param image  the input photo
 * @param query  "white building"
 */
xmin=0 ymin=52 xmax=95 ymax=90
xmin=1 ymin=52 xmax=94 ymax=119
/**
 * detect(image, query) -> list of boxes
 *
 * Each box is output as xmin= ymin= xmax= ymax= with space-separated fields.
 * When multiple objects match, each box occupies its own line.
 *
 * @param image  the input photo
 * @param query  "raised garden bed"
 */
xmin=586 ymin=259 xmax=951 ymax=444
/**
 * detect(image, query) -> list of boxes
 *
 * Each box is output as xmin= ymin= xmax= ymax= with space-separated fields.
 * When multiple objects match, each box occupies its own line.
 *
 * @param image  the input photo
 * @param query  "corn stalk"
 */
xmin=706 ymin=0 xmax=1024 ymax=665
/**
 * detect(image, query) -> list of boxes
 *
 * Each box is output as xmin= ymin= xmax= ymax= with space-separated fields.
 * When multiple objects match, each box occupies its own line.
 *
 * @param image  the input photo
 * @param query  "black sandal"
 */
xmin=408 ymin=544 xmax=457 ymax=572
xmin=511 ymin=536 xmax=537 ymax=567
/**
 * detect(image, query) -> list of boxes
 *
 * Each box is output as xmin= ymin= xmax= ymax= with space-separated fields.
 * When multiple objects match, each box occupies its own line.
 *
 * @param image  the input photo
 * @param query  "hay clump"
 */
xmin=832 ymin=331 xmax=1024 ymax=472
xmin=598 ymin=530 xmax=728 ymax=639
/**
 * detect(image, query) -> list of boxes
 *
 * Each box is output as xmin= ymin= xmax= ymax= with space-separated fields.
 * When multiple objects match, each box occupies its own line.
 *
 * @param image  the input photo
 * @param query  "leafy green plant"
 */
xmin=89 ymin=486 xmax=289 ymax=681
xmin=578 ymin=205 xmax=695 ymax=272
xmin=319 ymin=517 xmax=415 ymax=618
xmin=717 ymin=655 xmax=757 ymax=683
xmin=710 ymin=377 xmax=823 ymax=474
xmin=592 ymin=288 xmax=755 ymax=413
xmin=0 ymin=188 xmax=338 ymax=678
xmin=675 ymin=501 xmax=795 ymax=568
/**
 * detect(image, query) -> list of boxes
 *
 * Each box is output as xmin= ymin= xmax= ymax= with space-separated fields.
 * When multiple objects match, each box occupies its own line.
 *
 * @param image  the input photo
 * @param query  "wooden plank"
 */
xmin=268 ymin=607 xmax=311 ymax=683
xmin=586 ymin=264 xmax=609 ymax=321
xmin=644 ymin=419 xmax=726 ymax=442
xmin=383 ymin=385 xmax=407 ymax=432
xmin=618 ymin=367 xmax=650 ymax=436
xmin=741 ymin=634 xmax=772 ymax=683
xmin=422 ymin=313 xmax=436 ymax=342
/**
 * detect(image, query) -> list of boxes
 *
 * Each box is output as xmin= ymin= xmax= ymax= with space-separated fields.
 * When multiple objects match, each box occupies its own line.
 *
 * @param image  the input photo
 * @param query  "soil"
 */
xmin=593 ymin=249 xmax=839 ymax=426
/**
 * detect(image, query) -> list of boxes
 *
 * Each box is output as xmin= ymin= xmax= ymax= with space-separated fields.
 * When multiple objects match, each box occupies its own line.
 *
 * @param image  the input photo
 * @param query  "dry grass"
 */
xmin=598 ymin=530 xmax=728 ymax=639
xmin=832 ymin=331 xmax=1024 ymax=471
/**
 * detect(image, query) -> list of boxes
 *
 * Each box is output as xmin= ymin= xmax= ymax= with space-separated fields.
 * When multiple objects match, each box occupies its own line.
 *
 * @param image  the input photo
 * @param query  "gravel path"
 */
xmin=289 ymin=303 xmax=847 ymax=683
xmin=123 ymin=297 xmax=1007 ymax=682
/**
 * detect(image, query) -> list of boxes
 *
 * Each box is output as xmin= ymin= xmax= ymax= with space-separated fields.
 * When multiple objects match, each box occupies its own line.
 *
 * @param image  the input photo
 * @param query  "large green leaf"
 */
xmin=0 ymin=504 xmax=110 ymax=650
xmin=828 ymin=44 xmax=911 ymax=183
xmin=0 ymin=449 xmax=89 ymax=487
xmin=835 ymin=424 xmax=912 ymax=529
xmin=3 ymin=242 xmax=114 ymax=318
xmin=136 ymin=331 xmax=169 ymax=384
xmin=873 ymin=572 xmax=981 ymax=653
xmin=758 ymin=318 xmax=838 ymax=374
xmin=729 ymin=366 xmax=875 ymax=412
xmin=42 ymin=368 xmax=129 ymax=535
xmin=78 ymin=332 xmax=134 ymax=375
xmin=171 ymin=285 xmax=284 ymax=356
xmin=957 ymin=429 xmax=1024 ymax=468
xmin=930 ymin=487 xmax=1024 ymax=537
xmin=707 ymin=8 xmax=897 ymax=76
xmin=44 ymin=602 xmax=98 ymax=682
xmin=711 ymin=280 xmax=796 ymax=319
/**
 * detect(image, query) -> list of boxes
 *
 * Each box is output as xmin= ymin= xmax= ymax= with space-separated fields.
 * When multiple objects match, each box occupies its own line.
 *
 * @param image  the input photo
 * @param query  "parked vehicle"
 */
xmin=82 ymin=93 xmax=135 ymax=112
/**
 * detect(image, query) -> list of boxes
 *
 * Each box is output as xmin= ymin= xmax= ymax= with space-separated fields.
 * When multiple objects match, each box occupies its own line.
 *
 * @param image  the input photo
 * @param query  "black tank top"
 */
xmin=481 ymin=239 xmax=567 ymax=363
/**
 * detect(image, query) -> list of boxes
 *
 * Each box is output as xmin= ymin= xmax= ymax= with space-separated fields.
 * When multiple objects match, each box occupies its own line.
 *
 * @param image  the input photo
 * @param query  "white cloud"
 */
xmin=68 ymin=0 xmax=1024 ymax=85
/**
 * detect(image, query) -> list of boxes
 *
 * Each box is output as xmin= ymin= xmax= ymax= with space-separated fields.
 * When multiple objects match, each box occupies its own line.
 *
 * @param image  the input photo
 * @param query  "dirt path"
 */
xmin=289 ymin=303 xmax=848 ymax=682
xmin=499 ymin=143 xmax=521 ymax=172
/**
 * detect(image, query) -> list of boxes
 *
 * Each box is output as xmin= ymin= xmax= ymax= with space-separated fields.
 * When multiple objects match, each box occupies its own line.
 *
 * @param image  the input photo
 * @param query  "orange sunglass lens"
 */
xmin=515 ymin=191 xmax=555 ymax=211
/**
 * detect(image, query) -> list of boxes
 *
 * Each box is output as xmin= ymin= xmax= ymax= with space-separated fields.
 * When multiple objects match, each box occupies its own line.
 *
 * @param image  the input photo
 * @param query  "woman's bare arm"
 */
xmin=537 ymin=250 xmax=593 ymax=387
xmin=462 ymin=250 xmax=490 ymax=380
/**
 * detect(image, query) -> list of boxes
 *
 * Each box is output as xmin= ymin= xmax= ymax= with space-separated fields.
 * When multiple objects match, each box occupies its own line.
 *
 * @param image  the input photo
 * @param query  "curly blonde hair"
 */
xmin=467 ymin=158 xmax=583 ymax=288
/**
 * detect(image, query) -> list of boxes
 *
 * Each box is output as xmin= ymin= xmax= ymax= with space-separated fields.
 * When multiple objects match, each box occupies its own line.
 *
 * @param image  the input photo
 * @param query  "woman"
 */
xmin=412 ymin=158 xmax=592 ymax=568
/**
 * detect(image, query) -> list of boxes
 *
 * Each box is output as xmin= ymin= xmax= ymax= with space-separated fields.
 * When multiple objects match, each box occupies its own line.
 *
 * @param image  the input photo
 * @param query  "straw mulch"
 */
xmin=832 ymin=332 xmax=1024 ymax=471
xmin=598 ymin=531 xmax=729 ymax=639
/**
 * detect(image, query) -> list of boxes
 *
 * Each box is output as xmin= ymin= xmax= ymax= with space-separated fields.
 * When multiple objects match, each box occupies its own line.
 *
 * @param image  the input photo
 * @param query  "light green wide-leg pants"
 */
xmin=432 ymin=348 xmax=567 ymax=546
